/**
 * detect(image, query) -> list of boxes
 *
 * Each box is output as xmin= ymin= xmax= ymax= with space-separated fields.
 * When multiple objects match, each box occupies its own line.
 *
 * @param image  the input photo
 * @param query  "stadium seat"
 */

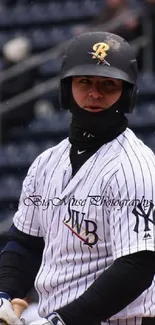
xmin=46 ymin=3 xmax=66 ymax=21
xmin=143 ymin=134 xmax=155 ymax=153
xmin=0 ymin=33 xmax=10 ymax=48
xmin=29 ymin=112 xmax=70 ymax=135
xmin=138 ymin=73 xmax=155 ymax=94
xmin=0 ymin=175 xmax=22 ymax=199
xmin=128 ymin=102 xmax=155 ymax=128
xmin=39 ymin=58 xmax=62 ymax=77
xmin=65 ymin=2 xmax=81 ymax=18
xmin=82 ymin=0 xmax=103 ymax=16
xmin=0 ymin=147 xmax=8 ymax=167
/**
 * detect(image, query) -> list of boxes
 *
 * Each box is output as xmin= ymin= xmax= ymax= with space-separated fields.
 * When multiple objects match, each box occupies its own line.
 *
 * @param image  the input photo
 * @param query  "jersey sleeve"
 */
xmin=108 ymin=160 xmax=155 ymax=260
xmin=13 ymin=149 xmax=52 ymax=237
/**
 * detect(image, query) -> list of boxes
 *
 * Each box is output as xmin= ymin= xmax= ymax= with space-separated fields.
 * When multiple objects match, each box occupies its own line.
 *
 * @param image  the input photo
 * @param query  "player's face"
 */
xmin=72 ymin=76 xmax=123 ymax=112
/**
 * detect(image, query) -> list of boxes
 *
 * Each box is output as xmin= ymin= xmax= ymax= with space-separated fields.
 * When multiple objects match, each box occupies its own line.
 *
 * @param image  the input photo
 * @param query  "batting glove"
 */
xmin=0 ymin=292 xmax=23 ymax=325
xmin=29 ymin=312 xmax=66 ymax=325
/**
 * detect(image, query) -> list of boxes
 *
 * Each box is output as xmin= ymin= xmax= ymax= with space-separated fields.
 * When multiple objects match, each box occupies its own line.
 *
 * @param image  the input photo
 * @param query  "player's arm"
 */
xmin=0 ymin=151 xmax=49 ymax=324
xmin=47 ymin=250 xmax=155 ymax=325
xmin=0 ymin=225 xmax=44 ymax=325
xmin=0 ymin=224 xmax=44 ymax=298
xmin=0 ymin=153 xmax=46 ymax=298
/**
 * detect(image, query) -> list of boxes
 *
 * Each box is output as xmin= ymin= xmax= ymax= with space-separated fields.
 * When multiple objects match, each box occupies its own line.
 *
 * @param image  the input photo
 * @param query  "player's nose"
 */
xmin=88 ymin=83 xmax=103 ymax=99
xmin=88 ymin=91 xmax=103 ymax=100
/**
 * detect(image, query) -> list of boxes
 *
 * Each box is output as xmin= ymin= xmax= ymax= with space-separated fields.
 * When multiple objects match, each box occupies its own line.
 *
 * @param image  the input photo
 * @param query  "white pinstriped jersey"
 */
xmin=13 ymin=128 xmax=155 ymax=325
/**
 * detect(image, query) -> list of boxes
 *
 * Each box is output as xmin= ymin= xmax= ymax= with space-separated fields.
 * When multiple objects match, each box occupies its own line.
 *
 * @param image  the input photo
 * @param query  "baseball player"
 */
xmin=0 ymin=31 xmax=155 ymax=325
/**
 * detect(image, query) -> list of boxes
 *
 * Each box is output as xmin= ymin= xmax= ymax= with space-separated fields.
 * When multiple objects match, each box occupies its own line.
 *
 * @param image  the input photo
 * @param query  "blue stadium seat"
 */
xmin=0 ymin=33 xmax=10 ymax=48
xmin=64 ymin=2 xmax=82 ymax=19
xmin=48 ymin=27 xmax=71 ymax=44
xmin=147 ymin=103 xmax=155 ymax=120
xmin=128 ymin=102 xmax=155 ymax=128
xmin=0 ymin=147 xmax=8 ymax=167
xmin=138 ymin=73 xmax=155 ymax=94
xmin=28 ymin=112 xmax=70 ymax=137
xmin=29 ymin=27 xmax=71 ymax=50
xmin=0 ymin=9 xmax=12 ymax=27
xmin=0 ymin=139 xmax=60 ymax=168
xmin=30 ymin=29 xmax=50 ymax=49
xmin=3 ymin=143 xmax=21 ymax=166
xmin=0 ymin=175 xmax=22 ymax=199
xmin=47 ymin=3 xmax=66 ymax=21
xmin=29 ymin=111 xmax=70 ymax=134
xmin=82 ymin=0 xmax=103 ymax=16
xmin=134 ymin=132 xmax=147 ymax=144
xmin=0 ymin=210 xmax=15 ymax=223
xmin=39 ymin=58 xmax=62 ymax=77
xmin=0 ymin=142 xmax=41 ymax=167
xmin=18 ymin=141 xmax=42 ymax=162
xmin=138 ymin=103 xmax=155 ymax=127
xmin=0 ymin=210 xmax=13 ymax=236
xmin=143 ymin=134 xmax=155 ymax=153
xmin=12 ymin=5 xmax=33 ymax=25
xmin=127 ymin=107 xmax=146 ymax=128
xmin=40 ymin=140 xmax=58 ymax=151
xmin=30 ymin=4 xmax=51 ymax=23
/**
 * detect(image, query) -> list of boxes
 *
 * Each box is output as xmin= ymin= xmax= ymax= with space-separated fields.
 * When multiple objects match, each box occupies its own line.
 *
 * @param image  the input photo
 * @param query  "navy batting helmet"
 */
xmin=59 ymin=31 xmax=138 ymax=113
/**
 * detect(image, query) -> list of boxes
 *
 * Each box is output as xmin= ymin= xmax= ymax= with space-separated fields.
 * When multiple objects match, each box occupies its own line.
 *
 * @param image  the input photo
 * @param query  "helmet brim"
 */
xmin=61 ymin=64 xmax=135 ymax=84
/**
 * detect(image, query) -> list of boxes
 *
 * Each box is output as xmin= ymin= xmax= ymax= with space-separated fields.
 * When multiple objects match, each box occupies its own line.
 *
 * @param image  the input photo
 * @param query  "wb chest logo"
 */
xmin=132 ymin=201 xmax=155 ymax=239
xmin=63 ymin=203 xmax=98 ymax=247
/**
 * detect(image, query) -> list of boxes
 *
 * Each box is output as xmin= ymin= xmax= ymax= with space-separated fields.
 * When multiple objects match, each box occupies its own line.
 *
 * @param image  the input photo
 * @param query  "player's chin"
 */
xmin=83 ymin=106 xmax=106 ymax=113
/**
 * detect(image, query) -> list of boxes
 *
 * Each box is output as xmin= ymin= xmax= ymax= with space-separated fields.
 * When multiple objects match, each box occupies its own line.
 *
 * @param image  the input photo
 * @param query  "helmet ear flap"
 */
xmin=126 ymin=85 xmax=139 ymax=114
xmin=59 ymin=78 xmax=72 ymax=110
xmin=122 ymin=84 xmax=139 ymax=114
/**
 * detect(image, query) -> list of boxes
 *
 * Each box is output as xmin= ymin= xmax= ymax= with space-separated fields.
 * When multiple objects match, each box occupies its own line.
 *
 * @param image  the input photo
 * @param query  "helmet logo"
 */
xmin=88 ymin=42 xmax=110 ymax=66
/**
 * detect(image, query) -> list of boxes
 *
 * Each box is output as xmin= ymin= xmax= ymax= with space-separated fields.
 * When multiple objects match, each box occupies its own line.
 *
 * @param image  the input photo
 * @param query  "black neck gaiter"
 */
xmin=69 ymin=99 xmax=128 ymax=150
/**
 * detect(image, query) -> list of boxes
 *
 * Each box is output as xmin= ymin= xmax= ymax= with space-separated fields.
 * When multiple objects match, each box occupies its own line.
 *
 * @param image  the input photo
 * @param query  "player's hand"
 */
xmin=0 ymin=296 xmax=23 ymax=325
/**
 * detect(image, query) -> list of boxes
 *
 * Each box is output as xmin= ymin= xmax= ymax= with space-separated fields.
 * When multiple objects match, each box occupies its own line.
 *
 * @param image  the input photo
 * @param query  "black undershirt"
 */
xmin=0 ymin=144 xmax=154 ymax=323
xmin=70 ymin=144 xmax=99 ymax=177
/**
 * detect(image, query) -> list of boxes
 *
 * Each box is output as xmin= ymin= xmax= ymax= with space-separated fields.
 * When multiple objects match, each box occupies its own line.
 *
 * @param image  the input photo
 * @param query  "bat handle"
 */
xmin=11 ymin=298 xmax=28 ymax=318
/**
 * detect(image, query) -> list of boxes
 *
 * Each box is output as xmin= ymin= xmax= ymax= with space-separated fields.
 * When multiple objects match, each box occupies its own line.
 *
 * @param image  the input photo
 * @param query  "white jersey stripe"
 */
xmin=119 ymin=138 xmax=146 ymax=252
xmin=36 ymin=145 xmax=71 ymax=304
xmin=23 ymin=156 xmax=42 ymax=233
xmin=110 ymin=183 xmax=124 ymax=256
xmin=116 ymin=138 xmax=137 ymax=197
xmin=123 ymin=137 xmax=146 ymax=251
xmin=119 ymin=163 xmax=131 ymax=256
xmin=13 ymin=130 xmax=155 ymax=321
xmin=128 ymin=135 xmax=155 ymax=316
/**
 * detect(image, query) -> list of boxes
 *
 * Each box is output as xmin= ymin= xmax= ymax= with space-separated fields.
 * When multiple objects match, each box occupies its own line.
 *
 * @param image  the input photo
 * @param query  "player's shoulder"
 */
xmin=27 ymin=138 xmax=70 ymax=176
xmin=38 ymin=138 xmax=69 ymax=159
xmin=115 ymin=127 xmax=155 ymax=174
xmin=115 ymin=128 xmax=154 ymax=157
xmin=35 ymin=137 xmax=69 ymax=165
xmin=22 ymin=138 xmax=70 ymax=192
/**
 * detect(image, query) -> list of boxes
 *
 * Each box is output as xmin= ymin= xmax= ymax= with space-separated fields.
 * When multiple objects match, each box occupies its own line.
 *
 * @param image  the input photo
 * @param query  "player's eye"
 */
xmin=100 ymin=80 xmax=121 ymax=92
xmin=101 ymin=80 xmax=117 ymax=87
xmin=79 ymin=78 xmax=91 ymax=85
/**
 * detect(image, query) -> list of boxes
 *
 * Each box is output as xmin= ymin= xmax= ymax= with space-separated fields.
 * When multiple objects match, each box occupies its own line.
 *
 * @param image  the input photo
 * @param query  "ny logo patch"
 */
xmin=132 ymin=201 xmax=155 ymax=238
